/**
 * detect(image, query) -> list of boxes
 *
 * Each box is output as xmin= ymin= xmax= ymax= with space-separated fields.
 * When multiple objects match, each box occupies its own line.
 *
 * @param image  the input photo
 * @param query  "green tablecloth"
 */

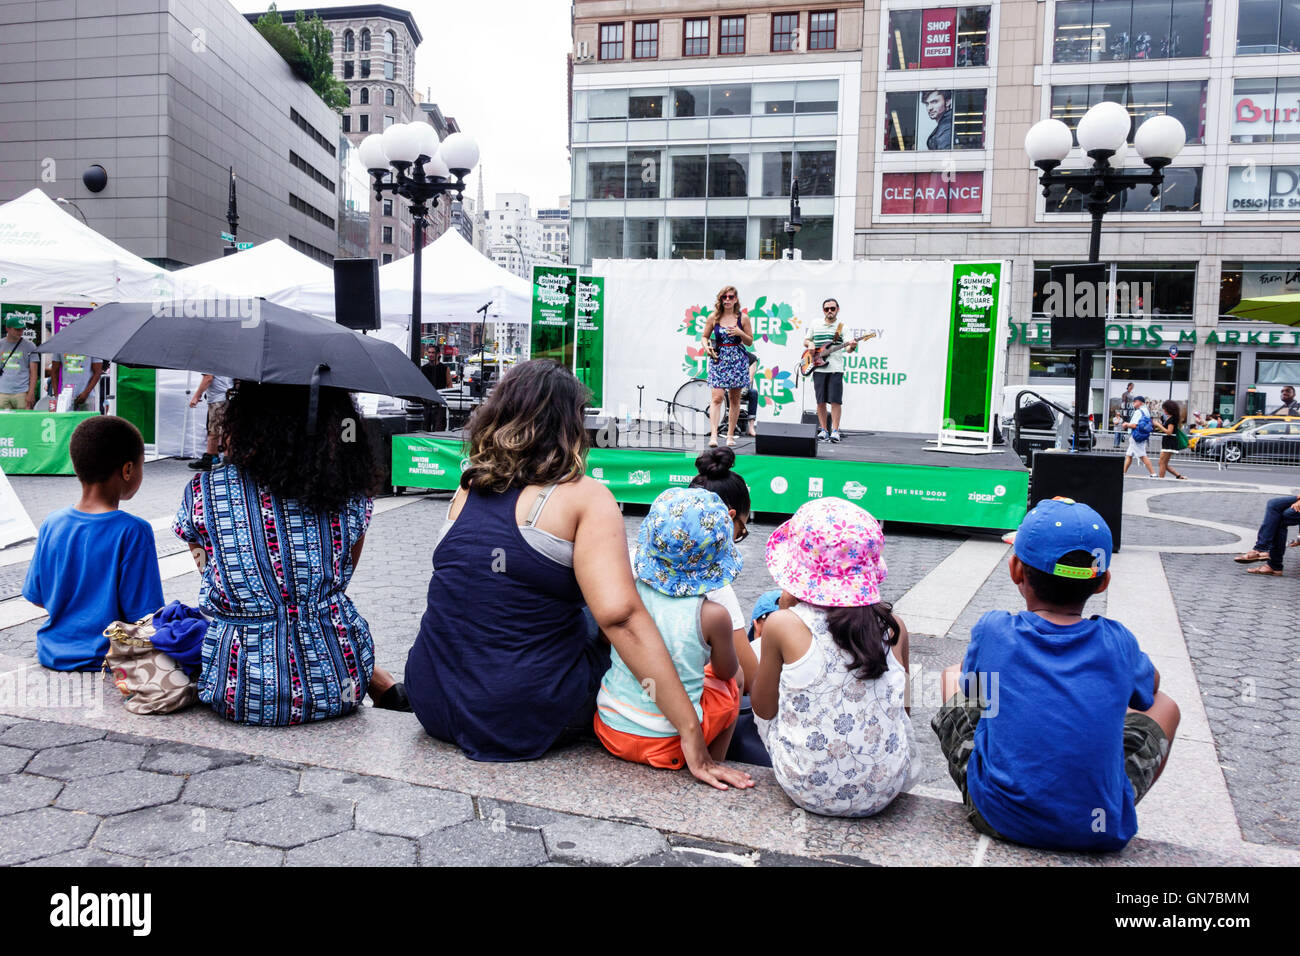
xmin=0 ymin=411 xmax=96 ymax=475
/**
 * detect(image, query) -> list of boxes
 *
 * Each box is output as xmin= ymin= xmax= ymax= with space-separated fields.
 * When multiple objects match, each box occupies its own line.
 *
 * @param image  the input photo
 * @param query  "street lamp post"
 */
xmin=784 ymin=178 xmax=802 ymax=259
xmin=1024 ymin=103 xmax=1186 ymax=451
xmin=358 ymin=124 xmax=480 ymax=432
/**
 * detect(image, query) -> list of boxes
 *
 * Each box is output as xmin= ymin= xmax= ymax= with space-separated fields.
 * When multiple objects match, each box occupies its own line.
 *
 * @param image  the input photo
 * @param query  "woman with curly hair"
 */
xmin=404 ymin=359 xmax=754 ymax=790
xmin=173 ymin=381 xmax=406 ymax=725
xmin=700 ymin=285 xmax=754 ymax=447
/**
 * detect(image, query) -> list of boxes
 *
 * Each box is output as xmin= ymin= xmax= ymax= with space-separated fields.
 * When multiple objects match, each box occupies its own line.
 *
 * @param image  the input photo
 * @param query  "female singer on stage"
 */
xmin=700 ymin=285 xmax=754 ymax=447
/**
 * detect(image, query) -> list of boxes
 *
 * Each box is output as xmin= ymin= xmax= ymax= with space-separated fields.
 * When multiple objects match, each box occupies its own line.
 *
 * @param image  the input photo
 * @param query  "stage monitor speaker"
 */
xmin=1029 ymin=451 xmax=1124 ymax=552
xmin=585 ymin=414 xmax=618 ymax=449
xmin=755 ymin=422 xmax=818 ymax=458
xmin=1048 ymin=262 xmax=1108 ymax=349
xmin=334 ymin=258 xmax=381 ymax=332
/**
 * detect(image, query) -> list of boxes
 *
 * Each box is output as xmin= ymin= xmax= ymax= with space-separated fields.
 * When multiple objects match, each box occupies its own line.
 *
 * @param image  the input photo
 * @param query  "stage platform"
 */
xmin=392 ymin=426 xmax=1029 ymax=532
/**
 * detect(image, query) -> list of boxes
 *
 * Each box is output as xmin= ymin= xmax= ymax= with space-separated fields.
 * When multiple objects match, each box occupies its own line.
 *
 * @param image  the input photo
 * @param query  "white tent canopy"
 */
xmin=169 ymin=238 xmax=333 ymax=299
xmin=271 ymin=229 xmax=532 ymax=351
xmin=0 ymin=188 xmax=172 ymax=302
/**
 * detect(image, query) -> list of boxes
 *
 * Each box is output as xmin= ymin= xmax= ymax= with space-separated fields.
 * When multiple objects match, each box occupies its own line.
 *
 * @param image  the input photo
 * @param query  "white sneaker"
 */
xmin=830 ymin=430 xmax=842 ymax=443
xmin=816 ymin=428 xmax=830 ymax=441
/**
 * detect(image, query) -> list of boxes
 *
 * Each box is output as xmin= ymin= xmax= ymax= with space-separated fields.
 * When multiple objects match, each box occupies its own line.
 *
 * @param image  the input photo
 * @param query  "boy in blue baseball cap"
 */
xmin=931 ymin=497 xmax=1180 ymax=851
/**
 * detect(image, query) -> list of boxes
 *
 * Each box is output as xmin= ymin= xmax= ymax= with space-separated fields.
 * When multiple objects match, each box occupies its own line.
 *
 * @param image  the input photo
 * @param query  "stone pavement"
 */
xmin=1 ymin=461 xmax=1298 ymax=866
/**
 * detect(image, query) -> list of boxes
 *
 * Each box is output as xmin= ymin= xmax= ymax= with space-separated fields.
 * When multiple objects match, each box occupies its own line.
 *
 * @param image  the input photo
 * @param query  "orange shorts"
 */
xmin=594 ymin=664 xmax=741 ymax=770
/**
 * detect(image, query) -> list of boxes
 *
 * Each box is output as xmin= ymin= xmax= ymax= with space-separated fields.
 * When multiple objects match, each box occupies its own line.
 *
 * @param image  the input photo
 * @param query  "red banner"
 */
xmin=880 ymin=172 xmax=984 ymax=215
xmin=920 ymin=8 xmax=956 ymax=68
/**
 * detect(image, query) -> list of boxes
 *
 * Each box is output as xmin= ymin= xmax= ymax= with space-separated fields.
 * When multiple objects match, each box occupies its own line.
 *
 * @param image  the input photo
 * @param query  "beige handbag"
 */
xmin=102 ymin=614 xmax=197 ymax=715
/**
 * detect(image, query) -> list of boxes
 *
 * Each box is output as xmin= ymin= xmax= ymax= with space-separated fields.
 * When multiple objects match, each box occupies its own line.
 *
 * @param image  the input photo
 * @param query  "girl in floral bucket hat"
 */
xmin=753 ymin=497 xmax=921 ymax=817
xmin=594 ymin=488 xmax=745 ymax=770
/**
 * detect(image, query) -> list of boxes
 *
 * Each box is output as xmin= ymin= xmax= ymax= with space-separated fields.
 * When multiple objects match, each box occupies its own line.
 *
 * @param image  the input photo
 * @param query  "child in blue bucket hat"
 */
xmin=594 ymin=488 xmax=745 ymax=770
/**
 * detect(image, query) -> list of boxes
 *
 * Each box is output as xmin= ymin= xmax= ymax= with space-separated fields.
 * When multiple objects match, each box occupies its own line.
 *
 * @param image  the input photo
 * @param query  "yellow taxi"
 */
xmin=1189 ymin=415 xmax=1300 ymax=451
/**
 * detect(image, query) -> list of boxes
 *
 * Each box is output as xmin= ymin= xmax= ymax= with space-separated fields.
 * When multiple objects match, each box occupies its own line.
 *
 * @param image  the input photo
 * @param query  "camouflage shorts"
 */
xmin=931 ymin=695 xmax=1169 ymax=838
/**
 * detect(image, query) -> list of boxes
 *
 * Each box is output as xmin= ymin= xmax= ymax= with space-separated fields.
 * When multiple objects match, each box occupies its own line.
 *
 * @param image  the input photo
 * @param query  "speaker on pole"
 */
xmin=755 ymin=422 xmax=818 ymax=458
xmin=1029 ymin=451 xmax=1124 ymax=551
xmin=334 ymin=258 xmax=381 ymax=332
xmin=1048 ymin=262 xmax=1108 ymax=349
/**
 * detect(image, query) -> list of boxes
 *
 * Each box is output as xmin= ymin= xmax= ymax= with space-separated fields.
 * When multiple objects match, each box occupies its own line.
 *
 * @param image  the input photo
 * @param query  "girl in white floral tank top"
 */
xmin=754 ymin=497 xmax=920 ymax=817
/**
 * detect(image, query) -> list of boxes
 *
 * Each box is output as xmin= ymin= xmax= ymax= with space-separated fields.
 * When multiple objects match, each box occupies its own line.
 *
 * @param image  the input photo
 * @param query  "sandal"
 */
xmin=375 ymin=682 xmax=413 ymax=712
xmin=1233 ymin=551 xmax=1270 ymax=564
xmin=1175 ymin=474 xmax=1188 ymax=480
xmin=726 ymin=436 xmax=736 ymax=446
xmin=1246 ymin=564 xmax=1284 ymax=576
xmin=708 ymin=436 xmax=718 ymax=448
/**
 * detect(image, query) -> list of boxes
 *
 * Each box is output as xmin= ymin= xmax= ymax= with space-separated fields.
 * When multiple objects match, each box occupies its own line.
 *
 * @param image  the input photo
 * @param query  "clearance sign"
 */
xmin=920 ymin=8 xmax=957 ymax=68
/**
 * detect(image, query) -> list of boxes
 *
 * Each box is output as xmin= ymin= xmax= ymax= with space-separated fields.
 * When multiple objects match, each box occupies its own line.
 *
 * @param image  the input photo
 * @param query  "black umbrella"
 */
xmin=34 ymin=299 xmax=444 ymax=405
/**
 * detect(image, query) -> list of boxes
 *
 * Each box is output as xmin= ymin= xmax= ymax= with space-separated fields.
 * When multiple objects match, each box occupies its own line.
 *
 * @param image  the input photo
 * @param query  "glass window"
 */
xmin=672 ymin=86 xmax=708 ymax=117
xmin=600 ymin=23 xmax=624 ymax=60
xmin=625 ymin=219 xmax=659 ymax=258
xmin=628 ymin=91 xmax=664 ymax=119
xmin=384 ymin=31 xmax=394 ymax=55
xmin=589 ymin=220 xmax=624 ymax=260
xmin=360 ymin=28 xmax=371 ymax=52
xmin=888 ymin=9 xmax=922 ymax=68
xmin=773 ymin=12 xmax=799 ymax=51
xmin=384 ymin=61 xmax=395 ymax=81
xmin=670 ymin=150 xmax=708 ymax=198
xmin=344 ymin=29 xmax=354 ymax=53
xmin=382 ymin=225 xmax=393 ymax=244
xmin=385 ymin=88 xmax=394 ymax=107
xmin=670 ymin=218 xmax=705 ymax=258
xmin=627 ymin=148 xmax=661 ymax=198
xmin=954 ymin=89 xmax=988 ymax=147
xmin=344 ymin=61 xmax=354 ymax=79
xmin=1050 ymin=82 xmax=1206 ymax=144
xmin=754 ymin=82 xmax=794 ymax=115
xmin=1116 ymin=263 xmax=1197 ymax=316
xmin=589 ymin=90 xmax=628 ymax=119
xmin=382 ymin=252 xmax=392 ymax=265
xmin=383 ymin=115 xmax=394 ymax=129
xmin=360 ymin=60 xmax=370 ymax=78
xmin=1170 ymin=0 xmax=1210 ymax=55
xmin=1131 ymin=0 xmax=1173 ymax=58
xmin=1058 ymin=0 xmax=1210 ymax=60
xmin=684 ymin=17 xmax=709 ymax=56
xmin=796 ymin=146 xmax=836 ymax=195
xmin=706 ymin=218 xmax=746 ymax=259
xmin=710 ymin=84 xmax=750 ymax=116
xmin=588 ymin=152 xmax=626 ymax=199
xmin=342 ymin=113 xmax=351 ymax=132
xmin=809 ymin=10 xmax=836 ymax=49
xmin=1093 ymin=0 xmax=1134 ymax=58
xmin=720 ymin=16 xmax=745 ymax=54
xmin=708 ymin=145 xmax=748 ymax=197
xmin=795 ymin=79 xmax=838 ymax=113
xmin=634 ymin=21 xmax=658 ymax=58
xmin=957 ymin=6 xmax=991 ymax=65
xmin=757 ymin=146 xmax=793 ymax=196
xmin=885 ymin=90 xmax=984 ymax=150
xmin=359 ymin=88 xmax=369 ymax=105
xmin=359 ymin=114 xmax=369 ymax=132
xmin=383 ymin=199 xmax=392 ymax=216
xmin=1166 ymin=80 xmax=1207 ymax=143
xmin=1238 ymin=0 xmax=1281 ymax=50
xmin=884 ymin=92 xmax=919 ymax=150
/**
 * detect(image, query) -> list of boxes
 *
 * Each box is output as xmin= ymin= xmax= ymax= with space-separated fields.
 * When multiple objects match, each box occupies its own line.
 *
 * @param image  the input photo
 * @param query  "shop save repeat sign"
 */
xmin=920 ymin=8 xmax=957 ymax=68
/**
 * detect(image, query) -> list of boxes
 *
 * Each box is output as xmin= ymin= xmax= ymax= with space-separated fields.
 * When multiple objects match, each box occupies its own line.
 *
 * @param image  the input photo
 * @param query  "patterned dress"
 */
xmin=756 ymin=602 xmax=920 ymax=817
xmin=172 ymin=464 xmax=375 ymax=726
xmin=707 ymin=314 xmax=750 ymax=390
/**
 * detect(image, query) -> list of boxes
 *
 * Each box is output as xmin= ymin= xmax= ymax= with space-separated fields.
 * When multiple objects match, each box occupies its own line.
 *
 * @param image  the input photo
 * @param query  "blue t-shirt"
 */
xmin=22 ymin=508 xmax=165 ymax=671
xmin=961 ymin=610 xmax=1156 ymax=851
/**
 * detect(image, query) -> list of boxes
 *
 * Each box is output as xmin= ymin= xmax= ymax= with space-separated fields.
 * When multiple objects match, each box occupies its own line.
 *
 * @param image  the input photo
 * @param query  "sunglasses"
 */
xmin=823 ymin=306 xmax=837 ymax=312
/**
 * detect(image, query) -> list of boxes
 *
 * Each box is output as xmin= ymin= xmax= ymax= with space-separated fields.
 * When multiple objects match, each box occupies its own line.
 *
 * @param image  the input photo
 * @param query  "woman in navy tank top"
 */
xmin=404 ymin=360 xmax=753 ymax=790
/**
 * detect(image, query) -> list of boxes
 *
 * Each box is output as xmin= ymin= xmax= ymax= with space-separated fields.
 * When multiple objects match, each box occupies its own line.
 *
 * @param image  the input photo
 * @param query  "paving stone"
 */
xmin=22 ymin=848 xmax=140 ymax=867
xmin=56 ymin=770 xmax=184 ymax=816
xmin=629 ymin=849 xmax=747 ymax=867
xmin=0 ymin=773 xmax=62 ymax=815
xmin=94 ymin=803 xmax=232 ymax=859
xmin=24 ymin=740 xmax=146 ymax=781
xmin=417 ymin=819 xmax=548 ymax=867
xmin=476 ymin=797 xmax=582 ymax=830
xmin=227 ymin=794 xmax=353 ymax=849
xmin=151 ymin=842 xmax=285 ymax=867
xmin=541 ymin=817 xmax=668 ymax=865
xmin=297 ymin=766 xmax=404 ymax=799
xmin=287 ymin=829 xmax=417 ymax=867
xmin=0 ymin=745 xmax=33 ymax=774
xmin=355 ymin=786 xmax=474 ymax=837
xmin=0 ymin=721 xmax=105 ymax=750
xmin=141 ymin=743 xmax=248 ymax=775
xmin=0 ymin=807 xmax=99 ymax=865
xmin=182 ymin=764 xmax=299 ymax=810
xmin=757 ymin=850 xmax=850 ymax=867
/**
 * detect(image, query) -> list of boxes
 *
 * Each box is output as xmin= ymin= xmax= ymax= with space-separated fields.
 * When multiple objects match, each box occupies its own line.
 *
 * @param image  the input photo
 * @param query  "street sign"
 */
xmin=220 ymin=232 xmax=235 ymax=242
xmin=1168 ymin=346 xmax=1179 ymax=358
xmin=236 ymin=242 xmax=254 ymax=250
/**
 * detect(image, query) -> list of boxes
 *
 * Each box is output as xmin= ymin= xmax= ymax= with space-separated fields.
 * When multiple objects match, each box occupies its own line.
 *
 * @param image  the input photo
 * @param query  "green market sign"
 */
xmin=1008 ymin=322 xmax=1300 ymax=348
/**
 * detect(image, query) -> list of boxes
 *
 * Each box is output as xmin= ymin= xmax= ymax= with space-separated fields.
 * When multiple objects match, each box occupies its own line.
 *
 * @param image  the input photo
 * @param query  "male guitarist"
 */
xmin=803 ymin=298 xmax=857 ymax=442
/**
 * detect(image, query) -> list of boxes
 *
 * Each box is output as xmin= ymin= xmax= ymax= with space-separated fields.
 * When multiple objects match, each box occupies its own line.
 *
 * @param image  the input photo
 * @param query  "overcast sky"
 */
xmin=233 ymin=0 xmax=573 ymax=209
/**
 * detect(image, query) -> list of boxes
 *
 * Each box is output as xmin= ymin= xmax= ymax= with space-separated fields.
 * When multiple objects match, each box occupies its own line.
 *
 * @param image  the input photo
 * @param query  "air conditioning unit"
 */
xmin=576 ymin=40 xmax=591 ymax=61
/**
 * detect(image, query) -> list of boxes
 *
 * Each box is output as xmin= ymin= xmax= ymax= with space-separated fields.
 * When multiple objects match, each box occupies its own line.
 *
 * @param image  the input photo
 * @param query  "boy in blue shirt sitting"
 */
xmin=22 ymin=416 xmax=164 ymax=671
xmin=932 ymin=497 xmax=1180 ymax=851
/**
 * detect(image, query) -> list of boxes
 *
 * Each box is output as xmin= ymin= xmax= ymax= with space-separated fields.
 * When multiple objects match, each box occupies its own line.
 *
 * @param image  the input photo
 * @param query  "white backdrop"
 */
xmin=594 ymin=258 xmax=1003 ymax=434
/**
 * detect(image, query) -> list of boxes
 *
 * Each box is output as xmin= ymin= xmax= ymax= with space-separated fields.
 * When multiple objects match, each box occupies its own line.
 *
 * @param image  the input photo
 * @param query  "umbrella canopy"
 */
xmin=0 ymin=188 xmax=173 ymax=302
xmin=1228 ymin=293 xmax=1300 ymax=327
xmin=34 ymin=300 xmax=443 ymax=403
xmin=169 ymin=238 xmax=333 ymax=300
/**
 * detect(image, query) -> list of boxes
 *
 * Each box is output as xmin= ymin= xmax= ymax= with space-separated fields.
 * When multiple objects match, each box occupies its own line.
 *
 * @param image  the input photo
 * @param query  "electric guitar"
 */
xmin=799 ymin=333 xmax=877 ymax=377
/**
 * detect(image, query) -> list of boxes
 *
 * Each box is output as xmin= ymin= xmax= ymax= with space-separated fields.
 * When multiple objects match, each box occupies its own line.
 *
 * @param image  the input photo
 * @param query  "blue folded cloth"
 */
xmin=149 ymin=600 xmax=207 ymax=678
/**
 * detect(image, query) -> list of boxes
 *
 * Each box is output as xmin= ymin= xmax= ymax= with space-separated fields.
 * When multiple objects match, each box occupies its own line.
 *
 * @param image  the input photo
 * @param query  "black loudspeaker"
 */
xmin=755 ymin=422 xmax=818 ymax=458
xmin=334 ymin=258 xmax=381 ymax=332
xmin=1029 ymin=451 xmax=1124 ymax=552
xmin=1048 ymin=263 xmax=1107 ymax=349
xmin=585 ymin=414 xmax=619 ymax=449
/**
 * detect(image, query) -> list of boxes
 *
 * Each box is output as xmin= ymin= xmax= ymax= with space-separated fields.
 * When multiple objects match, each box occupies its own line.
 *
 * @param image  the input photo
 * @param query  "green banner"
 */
xmin=943 ymin=263 xmax=1001 ymax=433
xmin=575 ymin=276 xmax=605 ymax=408
xmin=115 ymin=367 xmax=156 ymax=443
xmin=0 ymin=411 xmax=96 ymax=475
xmin=392 ymin=437 xmax=1028 ymax=530
xmin=530 ymin=265 xmax=577 ymax=368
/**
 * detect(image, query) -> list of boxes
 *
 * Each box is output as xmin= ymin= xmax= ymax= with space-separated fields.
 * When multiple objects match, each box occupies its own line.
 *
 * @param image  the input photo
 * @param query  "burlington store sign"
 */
xmin=1009 ymin=321 xmax=1300 ymax=348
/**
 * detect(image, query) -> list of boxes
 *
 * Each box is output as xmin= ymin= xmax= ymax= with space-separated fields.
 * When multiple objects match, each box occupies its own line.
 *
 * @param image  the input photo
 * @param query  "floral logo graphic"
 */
xmin=678 ymin=296 xmax=800 ymax=378
xmin=681 ymin=305 xmax=711 ymax=377
xmin=748 ymin=295 xmax=800 ymax=345
xmin=755 ymin=365 xmax=797 ymax=415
